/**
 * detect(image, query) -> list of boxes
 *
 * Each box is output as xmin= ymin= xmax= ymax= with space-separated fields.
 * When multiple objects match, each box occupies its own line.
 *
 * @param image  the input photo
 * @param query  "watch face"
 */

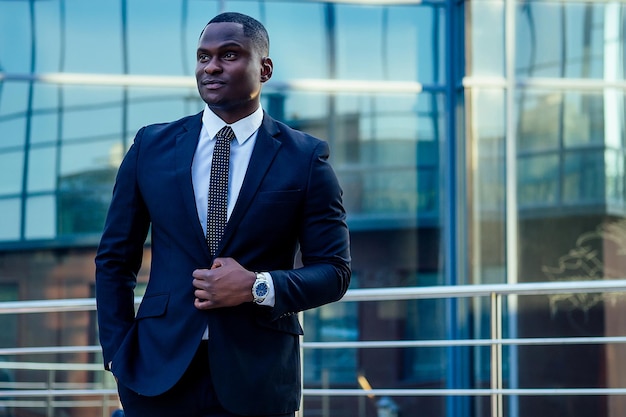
xmin=255 ymin=281 xmax=268 ymax=297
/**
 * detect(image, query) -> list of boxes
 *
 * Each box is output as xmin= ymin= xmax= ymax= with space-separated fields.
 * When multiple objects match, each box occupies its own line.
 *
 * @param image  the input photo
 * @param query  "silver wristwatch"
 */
xmin=252 ymin=272 xmax=269 ymax=304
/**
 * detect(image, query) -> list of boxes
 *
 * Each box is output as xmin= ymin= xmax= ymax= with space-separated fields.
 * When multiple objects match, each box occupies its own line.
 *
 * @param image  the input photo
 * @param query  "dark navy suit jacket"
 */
xmin=95 ymin=111 xmax=351 ymax=415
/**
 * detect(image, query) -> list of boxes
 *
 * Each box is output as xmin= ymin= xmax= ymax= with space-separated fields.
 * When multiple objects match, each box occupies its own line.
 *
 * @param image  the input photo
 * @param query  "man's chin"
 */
xmin=199 ymin=92 xmax=222 ymax=106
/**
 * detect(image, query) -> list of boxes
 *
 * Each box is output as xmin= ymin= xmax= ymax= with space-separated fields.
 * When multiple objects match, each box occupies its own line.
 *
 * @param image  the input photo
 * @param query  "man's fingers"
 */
xmin=194 ymin=287 xmax=211 ymax=299
xmin=195 ymin=295 xmax=224 ymax=310
xmin=192 ymin=268 xmax=211 ymax=279
xmin=195 ymin=297 xmax=212 ymax=310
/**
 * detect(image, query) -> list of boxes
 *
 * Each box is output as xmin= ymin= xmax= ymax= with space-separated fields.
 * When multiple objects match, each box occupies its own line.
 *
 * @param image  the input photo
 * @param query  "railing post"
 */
xmin=47 ymin=369 xmax=54 ymax=417
xmin=102 ymin=389 xmax=109 ymax=417
xmin=322 ymin=369 xmax=330 ymax=417
xmin=490 ymin=292 xmax=503 ymax=417
xmin=297 ymin=311 xmax=304 ymax=417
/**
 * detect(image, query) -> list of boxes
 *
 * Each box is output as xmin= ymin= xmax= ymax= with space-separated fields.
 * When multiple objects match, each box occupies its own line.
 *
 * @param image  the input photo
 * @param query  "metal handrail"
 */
xmin=302 ymin=388 xmax=626 ymax=397
xmin=4 ymin=387 xmax=626 ymax=398
xmin=1 ymin=279 xmax=626 ymax=416
xmin=0 ymin=346 xmax=101 ymax=355
xmin=341 ymin=279 xmax=626 ymax=301
xmin=2 ymin=334 xmax=626 ymax=358
xmin=1 ymin=279 xmax=624 ymax=314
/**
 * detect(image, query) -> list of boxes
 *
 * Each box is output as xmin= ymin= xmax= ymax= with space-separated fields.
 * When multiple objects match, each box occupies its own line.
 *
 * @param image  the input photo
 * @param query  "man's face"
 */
xmin=195 ymin=22 xmax=272 ymax=124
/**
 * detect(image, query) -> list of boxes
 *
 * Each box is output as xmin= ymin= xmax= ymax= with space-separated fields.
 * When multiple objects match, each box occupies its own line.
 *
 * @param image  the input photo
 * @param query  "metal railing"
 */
xmin=1 ymin=279 xmax=626 ymax=417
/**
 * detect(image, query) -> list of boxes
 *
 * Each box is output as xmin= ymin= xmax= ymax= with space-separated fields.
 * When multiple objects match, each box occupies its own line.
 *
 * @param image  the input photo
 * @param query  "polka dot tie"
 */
xmin=206 ymin=126 xmax=235 ymax=256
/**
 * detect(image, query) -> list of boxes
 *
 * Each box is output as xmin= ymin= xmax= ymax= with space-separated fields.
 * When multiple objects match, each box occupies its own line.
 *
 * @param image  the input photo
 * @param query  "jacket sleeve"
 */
xmin=94 ymin=128 xmax=150 ymax=368
xmin=268 ymin=140 xmax=351 ymax=320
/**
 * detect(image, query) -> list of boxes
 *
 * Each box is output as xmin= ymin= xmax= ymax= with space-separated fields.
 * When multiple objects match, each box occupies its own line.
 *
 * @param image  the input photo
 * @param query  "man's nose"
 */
xmin=204 ymin=58 xmax=221 ymax=74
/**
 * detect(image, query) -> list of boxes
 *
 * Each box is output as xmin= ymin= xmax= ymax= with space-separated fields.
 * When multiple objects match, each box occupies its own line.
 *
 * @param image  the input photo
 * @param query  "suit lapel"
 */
xmin=219 ymin=115 xmax=282 ymax=252
xmin=174 ymin=112 xmax=209 ymax=255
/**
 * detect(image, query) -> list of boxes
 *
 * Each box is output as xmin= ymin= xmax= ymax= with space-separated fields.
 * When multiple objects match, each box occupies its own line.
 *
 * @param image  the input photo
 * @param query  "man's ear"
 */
xmin=260 ymin=57 xmax=273 ymax=83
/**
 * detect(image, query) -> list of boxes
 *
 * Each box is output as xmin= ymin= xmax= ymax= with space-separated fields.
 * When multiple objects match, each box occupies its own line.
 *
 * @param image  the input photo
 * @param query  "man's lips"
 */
xmin=201 ymin=79 xmax=225 ymax=89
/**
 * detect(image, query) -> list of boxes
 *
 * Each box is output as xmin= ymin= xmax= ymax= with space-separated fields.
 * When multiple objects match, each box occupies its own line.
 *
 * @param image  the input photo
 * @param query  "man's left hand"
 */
xmin=192 ymin=258 xmax=256 ymax=310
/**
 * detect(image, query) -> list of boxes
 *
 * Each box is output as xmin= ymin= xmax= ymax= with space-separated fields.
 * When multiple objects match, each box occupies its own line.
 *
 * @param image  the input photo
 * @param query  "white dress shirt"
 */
xmin=191 ymin=105 xmax=275 ymax=313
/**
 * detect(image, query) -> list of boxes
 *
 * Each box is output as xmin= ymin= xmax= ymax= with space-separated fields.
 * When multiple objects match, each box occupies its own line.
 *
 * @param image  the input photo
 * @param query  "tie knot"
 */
xmin=217 ymin=126 xmax=235 ymax=142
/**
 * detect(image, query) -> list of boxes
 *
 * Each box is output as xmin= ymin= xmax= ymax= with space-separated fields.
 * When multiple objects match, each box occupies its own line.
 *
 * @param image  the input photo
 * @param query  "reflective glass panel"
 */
xmin=25 ymin=195 xmax=56 ymax=239
xmin=0 ymin=117 xmax=27 ymax=150
xmin=0 ymin=82 xmax=30 ymax=118
xmin=63 ymin=1 xmax=123 ymax=74
xmin=469 ymin=1 xmax=504 ymax=77
xmin=33 ymin=0 xmax=62 ymax=73
xmin=62 ymin=107 xmax=122 ymax=143
xmin=0 ymin=2 xmax=31 ymax=72
xmin=60 ymin=86 xmax=124 ymax=143
xmin=30 ymin=112 xmax=60 ymax=145
xmin=127 ymin=88 xmax=200 ymax=129
xmin=60 ymin=138 xmax=121 ymax=177
xmin=562 ymin=91 xmax=605 ymax=147
xmin=0 ymin=199 xmax=21 ymax=241
xmin=517 ymin=91 xmax=562 ymax=152
xmin=605 ymin=149 xmax=625 ymax=206
xmin=468 ymin=88 xmax=506 ymax=283
xmin=27 ymin=146 xmax=57 ymax=193
xmin=563 ymin=149 xmax=605 ymax=204
xmin=518 ymin=89 xmax=624 ymax=150
xmin=518 ymin=153 xmax=560 ymax=207
xmin=0 ymin=83 xmax=29 ymax=151
xmin=32 ymin=84 xmax=61 ymax=113
xmin=264 ymin=3 xmax=327 ymax=80
xmin=516 ymin=87 xmax=626 ymax=211
xmin=516 ymin=2 xmax=624 ymax=79
xmin=126 ymin=0 xmax=186 ymax=76
xmin=57 ymin=137 xmax=120 ymax=237
xmin=57 ymin=157 xmax=116 ymax=237
xmin=603 ymin=88 xmax=625 ymax=148
xmin=337 ymin=5 xmax=444 ymax=84
xmin=0 ymin=151 xmax=24 ymax=195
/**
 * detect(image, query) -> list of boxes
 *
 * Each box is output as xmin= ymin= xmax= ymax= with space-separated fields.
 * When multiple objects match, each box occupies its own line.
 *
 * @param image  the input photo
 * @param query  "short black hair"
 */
xmin=201 ymin=12 xmax=270 ymax=56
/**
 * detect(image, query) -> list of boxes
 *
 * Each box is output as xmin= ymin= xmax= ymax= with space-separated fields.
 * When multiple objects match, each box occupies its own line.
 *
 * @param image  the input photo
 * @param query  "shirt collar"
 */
xmin=202 ymin=105 xmax=264 ymax=145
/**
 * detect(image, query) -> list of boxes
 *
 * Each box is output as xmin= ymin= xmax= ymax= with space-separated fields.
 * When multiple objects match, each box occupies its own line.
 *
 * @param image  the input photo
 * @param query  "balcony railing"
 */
xmin=1 ymin=279 xmax=626 ymax=417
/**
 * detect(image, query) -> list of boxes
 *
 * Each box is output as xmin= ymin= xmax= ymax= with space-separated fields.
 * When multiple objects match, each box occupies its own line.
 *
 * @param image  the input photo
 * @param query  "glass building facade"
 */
xmin=0 ymin=0 xmax=625 ymax=416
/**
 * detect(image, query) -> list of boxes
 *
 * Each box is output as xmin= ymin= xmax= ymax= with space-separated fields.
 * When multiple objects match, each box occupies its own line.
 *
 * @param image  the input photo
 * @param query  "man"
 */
xmin=95 ymin=11 xmax=351 ymax=417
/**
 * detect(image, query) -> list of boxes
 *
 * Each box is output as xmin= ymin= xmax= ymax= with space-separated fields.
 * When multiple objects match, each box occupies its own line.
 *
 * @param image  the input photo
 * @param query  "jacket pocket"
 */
xmin=135 ymin=293 xmax=169 ymax=319
xmin=256 ymin=189 xmax=302 ymax=204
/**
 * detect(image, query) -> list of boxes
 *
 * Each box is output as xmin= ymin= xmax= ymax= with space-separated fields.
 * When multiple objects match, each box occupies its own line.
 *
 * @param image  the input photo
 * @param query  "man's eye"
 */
xmin=198 ymin=54 xmax=209 ymax=62
xmin=223 ymin=52 xmax=236 ymax=59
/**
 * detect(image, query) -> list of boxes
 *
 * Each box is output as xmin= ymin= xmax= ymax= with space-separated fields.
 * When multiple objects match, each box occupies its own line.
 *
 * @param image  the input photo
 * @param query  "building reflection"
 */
xmin=1 ymin=1 xmax=625 ymax=416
